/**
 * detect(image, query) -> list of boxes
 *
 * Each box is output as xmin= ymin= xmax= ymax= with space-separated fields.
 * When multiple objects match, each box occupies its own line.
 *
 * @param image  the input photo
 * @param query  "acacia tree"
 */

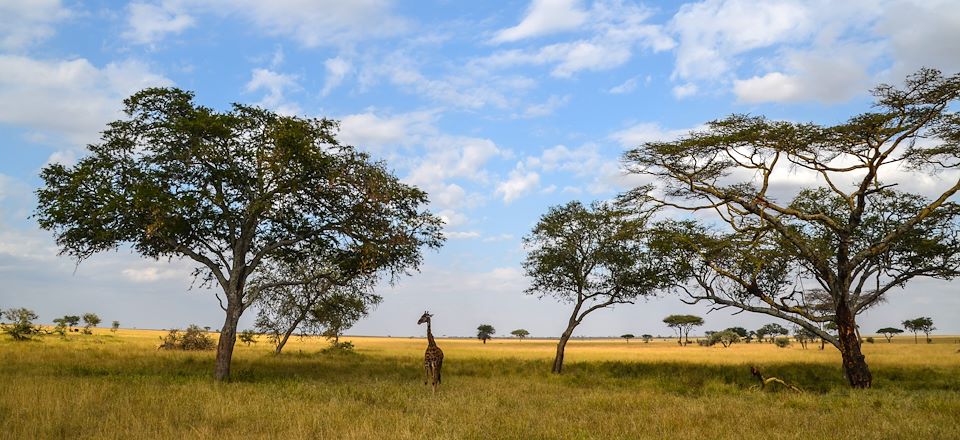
xmin=524 ymin=201 xmax=671 ymax=373
xmin=36 ymin=88 xmax=443 ymax=381
xmin=82 ymin=313 xmax=101 ymax=334
xmin=510 ymin=329 xmax=530 ymax=340
xmin=902 ymin=317 xmax=935 ymax=343
xmin=621 ymin=333 xmax=635 ymax=343
xmin=477 ymin=324 xmax=495 ymax=344
xmin=641 ymin=334 xmax=653 ymax=343
xmin=627 ymin=69 xmax=960 ymax=388
xmin=757 ymin=323 xmax=789 ymax=343
xmin=111 ymin=320 xmax=120 ymax=333
xmin=663 ymin=314 xmax=704 ymax=346
xmin=877 ymin=327 xmax=904 ymax=343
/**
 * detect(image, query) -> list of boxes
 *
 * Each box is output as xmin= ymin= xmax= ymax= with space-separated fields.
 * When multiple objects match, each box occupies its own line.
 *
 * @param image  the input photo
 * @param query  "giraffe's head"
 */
xmin=417 ymin=311 xmax=432 ymax=325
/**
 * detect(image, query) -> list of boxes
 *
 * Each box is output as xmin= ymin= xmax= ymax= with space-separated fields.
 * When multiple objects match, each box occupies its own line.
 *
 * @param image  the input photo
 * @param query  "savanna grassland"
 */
xmin=1 ymin=330 xmax=959 ymax=440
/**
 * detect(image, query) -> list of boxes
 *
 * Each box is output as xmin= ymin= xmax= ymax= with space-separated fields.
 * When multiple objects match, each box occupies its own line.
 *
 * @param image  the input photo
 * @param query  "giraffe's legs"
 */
xmin=424 ymin=363 xmax=431 ymax=385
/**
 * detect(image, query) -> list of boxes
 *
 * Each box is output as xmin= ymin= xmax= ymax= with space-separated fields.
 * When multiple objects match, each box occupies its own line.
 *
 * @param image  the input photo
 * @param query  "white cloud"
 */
xmin=671 ymin=82 xmax=697 ymax=98
xmin=0 ymin=0 xmax=70 ymax=50
xmin=0 ymin=56 xmax=172 ymax=147
xmin=608 ymin=76 xmax=640 ymax=94
xmin=445 ymin=231 xmax=481 ymax=240
xmin=496 ymin=165 xmax=540 ymax=203
xmin=124 ymin=1 xmax=195 ymax=45
xmin=492 ymin=0 xmax=588 ymax=43
xmin=610 ymin=122 xmax=693 ymax=147
xmin=189 ymin=0 xmax=409 ymax=47
xmin=877 ymin=0 xmax=960 ymax=79
xmin=669 ymin=0 xmax=814 ymax=82
xmin=519 ymin=95 xmax=570 ymax=118
xmin=244 ymin=68 xmax=300 ymax=115
xmin=475 ymin=1 xmax=673 ymax=78
xmin=337 ymin=110 xmax=437 ymax=149
xmin=321 ymin=57 xmax=352 ymax=96
xmin=121 ymin=266 xmax=183 ymax=282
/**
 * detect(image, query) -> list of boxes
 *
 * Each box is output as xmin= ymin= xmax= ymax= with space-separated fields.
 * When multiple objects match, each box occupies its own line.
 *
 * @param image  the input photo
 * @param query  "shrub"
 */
xmin=321 ymin=341 xmax=356 ymax=355
xmin=774 ymin=337 xmax=791 ymax=348
xmin=866 ymin=337 xmax=875 ymax=344
xmin=158 ymin=325 xmax=216 ymax=351
xmin=1 ymin=308 xmax=41 ymax=341
xmin=238 ymin=329 xmax=257 ymax=346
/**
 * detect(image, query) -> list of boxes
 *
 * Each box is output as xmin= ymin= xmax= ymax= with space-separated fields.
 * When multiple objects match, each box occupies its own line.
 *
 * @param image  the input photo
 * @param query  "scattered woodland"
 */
xmin=4 ymin=69 xmax=960 ymax=438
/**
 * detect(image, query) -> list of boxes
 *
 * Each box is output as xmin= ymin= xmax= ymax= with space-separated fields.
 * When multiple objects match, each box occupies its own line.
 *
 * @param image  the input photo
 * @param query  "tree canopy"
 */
xmin=626 ymin=69 xmax=960 ymax=388
xmin=663 ymin=314 xmax=704 ymax=346
xmin=477 ymin=324 xmax=495 ymax=344
xmin=510 ymin=329 xmax=530 ymax=340
xmin=35 ymin=87 xmax=444 ymax=380
xmin=524 ymin=200 xmax=673 ymax=373
xmin=876 ymin=327 xmax=903 ymax=343
xmin=902 ymin=317 xmax=935 ymax=343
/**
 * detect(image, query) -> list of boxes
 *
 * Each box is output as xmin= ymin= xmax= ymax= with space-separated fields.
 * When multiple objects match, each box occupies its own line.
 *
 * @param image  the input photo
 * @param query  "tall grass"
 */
xmin=1 ymin=330 xmax=957 ymax=439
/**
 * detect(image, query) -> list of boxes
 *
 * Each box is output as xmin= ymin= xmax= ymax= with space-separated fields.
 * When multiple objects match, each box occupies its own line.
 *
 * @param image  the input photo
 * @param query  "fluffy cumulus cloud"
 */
xmin=0 ymin=0 xmax=70 ymax=51
xmin=124 ymin=1 xmax=195 ymax=45
xmin=321 ymin=57 xmax=353 ymax=96
xmin=492 ymin=0 xmax=589 ymax=43
xmin=0 ymin=56 xmax=172 ymax=148
xmin=666 ymin=0 xmax=960 ymax=102
xmin=495 ymin=165 xmax=540 ymax=203
xmin=244 ymin=68 xmax=301 ymax=115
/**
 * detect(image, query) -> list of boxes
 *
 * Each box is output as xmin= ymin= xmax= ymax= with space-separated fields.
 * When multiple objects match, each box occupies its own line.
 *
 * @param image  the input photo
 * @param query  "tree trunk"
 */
xmin=482 ymin=338 xmax=487 ymax=344
xmin=552 ymin=326 xmax=575 ymax=374
xmin=215 ymin=300 xmax=242 ymax=382
xmin=274 ymin=313 xmax=308 ymax=354
xmin=835 ymin=304 xmax=872 ymax=388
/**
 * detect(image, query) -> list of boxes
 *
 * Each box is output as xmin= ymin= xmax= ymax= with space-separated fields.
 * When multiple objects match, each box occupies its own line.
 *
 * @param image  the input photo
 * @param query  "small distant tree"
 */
xmin=238 ymin=329 xmax=257 ymax=346
xmin=621 ymin=333 xmax=635 ymax=343
xmin=757 ymin=323 xmax=789 ymax=344
xmin=794 ymin=326 xmax=818 ymax=349
xmin=510 ymin=329 xmax=530 ymax=340
xmin=159 ymin=325 xmax=216 ymax=351
xmin=52 ymin=318 xmax=69 ymax=337
xmin=725 ymin=327 xmax=748 ymax=338
xmin=708 ymin=329 xmax=740 ymax=347
xmin=902 ymin=317 xmax=935 ymax=344
xmin=110 ymin=320 xmax=120 ymax=333
xmin=63 ymin=315 xmax=80 ymax=331
xmin=477 ymin=324 xmax=495 ymax=344
xmin=774 ymin=337 xmax=791 ymax=348
xmin=877 ymin=327 xmax=904 ymax=343
xmin=81 ymin=313 xmax=101 ymax=334
xmin=663 ymin=314 xmax=704 ymax=346
xmin=1 ymin=308 xmax=41 ymax=341
xmin=641 ymin=334 xmax=653 ymax=343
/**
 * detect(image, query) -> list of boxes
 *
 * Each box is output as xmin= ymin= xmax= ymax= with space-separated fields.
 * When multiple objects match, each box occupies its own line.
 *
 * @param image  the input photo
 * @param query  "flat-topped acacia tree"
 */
xmin=36 ymin=88 xmax=444 ymax=381
xmin=627 ymin=69 xmax=960 ymax=388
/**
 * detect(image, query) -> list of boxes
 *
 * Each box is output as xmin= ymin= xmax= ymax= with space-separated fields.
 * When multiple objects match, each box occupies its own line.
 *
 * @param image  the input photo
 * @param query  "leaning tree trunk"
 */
xmin=274 ymin=312 xmax=308 ymax=354
xmin=215 ymin=297 xmax=242 ymax=381
xmin=552 ymin=325 xmax=576 ymax=374
xmin=835 ymin=302 xmax=872 ymax=388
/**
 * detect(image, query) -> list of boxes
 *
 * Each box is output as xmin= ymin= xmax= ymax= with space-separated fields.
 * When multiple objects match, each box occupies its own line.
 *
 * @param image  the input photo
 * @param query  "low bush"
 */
xmin=158 ymin=325 xmax=215 ymax=351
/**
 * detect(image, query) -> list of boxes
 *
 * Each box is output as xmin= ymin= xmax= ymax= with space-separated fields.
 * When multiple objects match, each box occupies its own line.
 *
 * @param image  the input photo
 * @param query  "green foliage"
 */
xmin=1 ymin=308 xmax=41 ymax=341
xmin=866 ymin=337 xmax=875 ymax=344
xmin=774 ymin=337 xmax=791 ymax=348
xmin=62 ymin=315 xmax=80 ymax=329
xmin=81 ymin=313 xmax=101 ymax=334
xmin=757 ymin=323 xmax=789 ymax=343
xmin=477 ymin=324 xmax=495 ymax=343
xmin=626 ymin=69 xmax=960 ymax=385
xmin=641 ymin=334 xmax=653 ymax=343
xmin=35 ymin=87 xmax=444 ymax=379
xmin=158 ymin=325 xmax=215 ymax=351
xmin=111 ymin=320 xmax=120 ymax=333
xmin=793 ymin=327 xmax=818 ymax=349
xmin=877 ymin=327 xmax=903 ymax=343
xmin=320 ymin=341 xmax=356 ymax=355
xmin=903 ymin=317 xmax=936 ymax=343
xmin=238 ymin=329 xmax=257 ymax=346
xmin=725 ymin=327 xmax=748 ymax=338
xmin=663 ymin=314 xmax=704 ymax=346
xmin=707 ymin=330 xmax=741 ymax=347
xmin=620 ymin=334 xmax=635 ymax=342
xmin=510 ymin=329 xmax=530 ymax=340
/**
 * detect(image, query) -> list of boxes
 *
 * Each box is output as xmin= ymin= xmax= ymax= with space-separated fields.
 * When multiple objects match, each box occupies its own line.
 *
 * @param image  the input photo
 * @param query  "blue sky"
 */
xmin=1 ymin=0 xmax=959 ymax=338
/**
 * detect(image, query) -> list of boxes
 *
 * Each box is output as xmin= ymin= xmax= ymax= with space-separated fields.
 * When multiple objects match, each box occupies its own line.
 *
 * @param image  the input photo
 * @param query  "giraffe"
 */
xmin=417 ymin=311 xmax=444 ymax=392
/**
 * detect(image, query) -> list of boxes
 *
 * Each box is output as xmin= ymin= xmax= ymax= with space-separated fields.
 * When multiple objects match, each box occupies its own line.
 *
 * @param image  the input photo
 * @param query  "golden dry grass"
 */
xmin=1 ymin=329 xmax=958 ymax=439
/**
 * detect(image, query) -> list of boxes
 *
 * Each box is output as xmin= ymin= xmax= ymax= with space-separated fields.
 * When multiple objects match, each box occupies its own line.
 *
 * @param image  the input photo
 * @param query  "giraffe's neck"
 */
xmin=427 ymin=321 xmax=437 ymax=347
